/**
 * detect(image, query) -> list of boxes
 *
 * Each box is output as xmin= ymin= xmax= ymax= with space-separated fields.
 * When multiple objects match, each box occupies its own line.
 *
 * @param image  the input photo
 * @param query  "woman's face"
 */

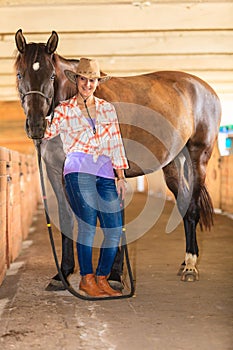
xmin=77 ymin=75 xmax=99 ymax=99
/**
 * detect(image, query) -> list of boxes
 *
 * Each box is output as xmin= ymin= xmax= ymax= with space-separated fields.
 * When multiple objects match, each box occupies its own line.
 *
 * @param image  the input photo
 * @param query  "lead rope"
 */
xmin=35 ymin=140 xmax=135 ymax=300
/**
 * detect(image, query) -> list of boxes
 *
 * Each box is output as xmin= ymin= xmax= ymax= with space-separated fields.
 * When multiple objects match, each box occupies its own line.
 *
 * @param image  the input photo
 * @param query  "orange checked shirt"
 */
xmin=44 ymin=95 xmax=129 ymax=170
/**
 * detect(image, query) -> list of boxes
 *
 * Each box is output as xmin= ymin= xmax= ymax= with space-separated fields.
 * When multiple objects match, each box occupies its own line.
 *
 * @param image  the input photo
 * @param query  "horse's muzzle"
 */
xmin=25 ymin=118 xmax=46 ymax=140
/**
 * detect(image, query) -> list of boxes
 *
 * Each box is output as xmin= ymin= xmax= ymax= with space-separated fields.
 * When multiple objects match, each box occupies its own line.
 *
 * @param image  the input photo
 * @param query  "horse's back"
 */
xmin=98 ymin=70 xmax=220 ymax=127
xmin=103 ymin=70 xmax=219 ymax=108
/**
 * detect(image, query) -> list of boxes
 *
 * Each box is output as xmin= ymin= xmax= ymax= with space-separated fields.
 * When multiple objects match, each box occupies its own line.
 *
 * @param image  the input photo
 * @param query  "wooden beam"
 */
xmin=57 ymin=31 xmax=233 ymax=57
xmin=3 ymin=54 xmax=233 ymax=75
xmin=0 ymin=84 xmax=233 ymax=102
xmin=2 ymin=30 xmax=233 ymax=58
xmin=3 ymin=0 xmax=229 ymax=4
xmin=210 ymin=82 xmax=233 ymax=94
xmin=0 ymin=2 xmax=232 ymax=33
xmin=0 ymin=86 xmax=19 ymax=100
xmin=99 ymin=54 xmax=233 ymax=72
xmin=1 ymin=72 xmax=232 ymax=106
xmin=3 ymin=70 xmax=233 ymax=87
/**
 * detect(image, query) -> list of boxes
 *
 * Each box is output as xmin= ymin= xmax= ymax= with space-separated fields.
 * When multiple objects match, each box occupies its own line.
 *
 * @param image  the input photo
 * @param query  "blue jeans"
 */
xmin=64 ymin=172 xmax=122 ymax=276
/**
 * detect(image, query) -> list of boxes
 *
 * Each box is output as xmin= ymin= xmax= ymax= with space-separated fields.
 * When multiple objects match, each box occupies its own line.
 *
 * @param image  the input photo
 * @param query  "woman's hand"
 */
xmin=117 ymin=178 xmax=127 ymax=201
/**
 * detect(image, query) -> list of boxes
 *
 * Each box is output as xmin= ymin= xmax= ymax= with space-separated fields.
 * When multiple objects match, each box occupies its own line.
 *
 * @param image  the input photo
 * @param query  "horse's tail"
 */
xmin=199 ymin=184 xmax=214 ymax=231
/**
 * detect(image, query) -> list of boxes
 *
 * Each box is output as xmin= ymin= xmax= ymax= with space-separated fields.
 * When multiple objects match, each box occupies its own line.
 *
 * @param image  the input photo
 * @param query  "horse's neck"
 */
xmin=53 ymin=54 xmax=78 ymax=105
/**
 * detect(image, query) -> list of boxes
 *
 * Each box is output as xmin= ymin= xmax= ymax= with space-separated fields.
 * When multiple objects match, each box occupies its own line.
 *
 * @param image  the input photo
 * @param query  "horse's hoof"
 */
xmin=177 ymin=265 xmax=185 ymax=276
xmin=181 ymin=269 xmax=199 ymax=282
xmin=108 ymin=271 xmax=124 ymax=291
xmin=181 ymin=273 xmax=196 ymax=282
xmin=45 ymin=279 xmax=66 ymax=291
xmin=45 ymin=271 xmax=72 ymax=291
xmin=108 ymin=279 xmax=124 ymax=291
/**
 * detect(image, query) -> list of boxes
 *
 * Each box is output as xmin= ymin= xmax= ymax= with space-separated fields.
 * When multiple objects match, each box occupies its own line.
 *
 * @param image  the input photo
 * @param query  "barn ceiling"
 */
xmin=0 ymin=0 xmax=232 ymax=124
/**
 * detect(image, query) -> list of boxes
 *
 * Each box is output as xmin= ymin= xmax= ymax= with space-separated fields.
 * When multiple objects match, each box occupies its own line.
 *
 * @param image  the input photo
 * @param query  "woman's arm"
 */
xmin=115 ymin=168 xmax=127 ymax=200
xmin=43 ymin=105 xmax=64 ymax=139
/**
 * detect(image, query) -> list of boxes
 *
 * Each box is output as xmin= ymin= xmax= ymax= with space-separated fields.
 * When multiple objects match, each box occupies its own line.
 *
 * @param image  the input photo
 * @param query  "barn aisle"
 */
xmin=0 ymin=193 xmax=232 ymax=350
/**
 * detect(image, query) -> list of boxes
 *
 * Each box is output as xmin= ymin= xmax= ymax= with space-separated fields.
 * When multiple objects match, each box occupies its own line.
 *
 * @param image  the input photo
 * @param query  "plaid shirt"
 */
xmin=44 ymin=95 xmax=129 ymax=169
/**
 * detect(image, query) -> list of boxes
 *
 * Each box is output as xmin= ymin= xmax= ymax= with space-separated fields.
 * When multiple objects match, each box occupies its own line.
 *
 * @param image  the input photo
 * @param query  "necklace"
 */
xmin=83 ymin=99 xmax=96 ymax=134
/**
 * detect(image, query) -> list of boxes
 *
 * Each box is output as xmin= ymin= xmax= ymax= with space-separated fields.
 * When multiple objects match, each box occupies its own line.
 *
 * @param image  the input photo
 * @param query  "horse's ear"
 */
xmin=46 ymin=31 xmax=59 ymax=54
xmin=15 ymin=29 xmax=26 ymax=53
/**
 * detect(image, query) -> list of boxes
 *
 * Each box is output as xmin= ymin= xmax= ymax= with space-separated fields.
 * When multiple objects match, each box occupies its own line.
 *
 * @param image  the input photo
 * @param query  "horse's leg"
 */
xmin=163 ymin=149 xmax=200 ymax=281
xmin=180 ymin=141 xmax=214 ymax=282
xmin=108 ymin=200 xmax=125 ymax=290
xmin=41 ymin=138 xmax=75 ymax=290
xmin=163 ymin=141 xmax=214 ymax=282
xmin=182 ymin=198 xmax=200 ymax=282
xmin=108 ymin=248 xmax=124 ymax=290
xmin=108 ymin=195 xmax=125 ymax=290
xmin=45 ymin=162 xmax=75 ymax=287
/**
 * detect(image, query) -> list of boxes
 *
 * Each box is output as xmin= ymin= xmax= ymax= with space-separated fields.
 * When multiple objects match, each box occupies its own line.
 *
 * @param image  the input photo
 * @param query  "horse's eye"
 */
xmin=17 ymin=72 xmax=22 ymax=80
xmin=51 ymin=73 xmax=56 ymax=81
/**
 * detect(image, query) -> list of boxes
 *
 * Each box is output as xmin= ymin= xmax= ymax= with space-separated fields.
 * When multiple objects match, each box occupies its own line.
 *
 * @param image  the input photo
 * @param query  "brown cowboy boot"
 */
xmin=79 ymin=274 xmax=108 ymax=297
xmin=96 ymin=276 xmax=122 ymax=297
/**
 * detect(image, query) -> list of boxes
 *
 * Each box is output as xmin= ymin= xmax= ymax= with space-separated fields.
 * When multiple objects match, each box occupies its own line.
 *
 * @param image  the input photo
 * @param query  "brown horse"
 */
xmin=14 ymin=29 xmax=221 ymax=287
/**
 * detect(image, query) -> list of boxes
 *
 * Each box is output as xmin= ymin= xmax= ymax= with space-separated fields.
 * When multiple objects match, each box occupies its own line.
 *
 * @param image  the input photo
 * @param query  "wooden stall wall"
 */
xmin=206 ymin=142 xmax=222 ymax=210
xmin=220 ymin=155 xmax=233 ymax=213
xmin=0 ymin=148 xmax=9 ymax=284
xmin=0 ymin=147 xmax=41 ymax=286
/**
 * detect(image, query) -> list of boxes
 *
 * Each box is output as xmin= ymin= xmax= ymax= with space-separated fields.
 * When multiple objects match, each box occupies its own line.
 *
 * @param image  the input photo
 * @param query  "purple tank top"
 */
xmin=63 ymin=152 xmax=115 ymax=179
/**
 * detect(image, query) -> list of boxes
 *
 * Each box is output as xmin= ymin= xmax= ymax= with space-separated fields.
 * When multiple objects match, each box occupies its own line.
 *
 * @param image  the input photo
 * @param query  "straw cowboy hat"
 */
xmin=65 ymin=58 xmax=110 ymax=84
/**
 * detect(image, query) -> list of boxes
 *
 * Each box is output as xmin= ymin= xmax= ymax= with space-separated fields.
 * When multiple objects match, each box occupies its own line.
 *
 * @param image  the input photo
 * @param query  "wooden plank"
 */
xmin=0 ymin=3 xmax=232 ymax=33
xmin=3 ymin=70 xmax=233 ymax=87
xmin=0 ymin=86 xmax=19 ymax=100
xmin=98 ymin=55 xmax=233 ymax=73
xmin=209 ymin=82 xmax=233 ymax=94
xmin=57 ymin=31 xmax=233 ymax=57
xmin=1 ymin=0 xmax=231 ymax=5
xmin=2 ymin=30 xmax=233 ymax=58
xmin=1 ymin=85 xmax=233 ymax=100
xmin=0 ymin=59 xmax=17 ymax=74
xmin=1 ymin=86 xmax=232 ymax=102
xmin=1 ymin=74 xmax=233 ymax=101
xmin=2 ymin=53 xmax=233 ymax=74
xmin=189 ymin=70 xmax=233 ymax=83
xmin=0 ymin=75 xmax=16 ymax=86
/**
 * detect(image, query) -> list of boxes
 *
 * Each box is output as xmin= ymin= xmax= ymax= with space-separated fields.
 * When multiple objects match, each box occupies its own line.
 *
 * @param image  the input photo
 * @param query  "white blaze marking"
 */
xmin=33 ymin=62 xmax=40 ymax=71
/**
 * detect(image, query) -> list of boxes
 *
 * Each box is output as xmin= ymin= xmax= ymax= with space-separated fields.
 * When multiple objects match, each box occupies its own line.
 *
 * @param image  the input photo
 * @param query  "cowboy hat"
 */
xmin=64 ymin=58 xmax=109 ymax=84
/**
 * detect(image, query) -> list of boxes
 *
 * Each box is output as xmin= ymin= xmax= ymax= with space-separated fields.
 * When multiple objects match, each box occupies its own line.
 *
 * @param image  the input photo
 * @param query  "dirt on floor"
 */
xmin=0 ymin=193 xmax=233 ymax=350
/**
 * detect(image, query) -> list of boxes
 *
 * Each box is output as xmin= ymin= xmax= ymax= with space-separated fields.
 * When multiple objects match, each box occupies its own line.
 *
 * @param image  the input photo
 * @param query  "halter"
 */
xmin=19 ymin=89 xmax=55 ymax=129
xmin=19 ymin=90 xmax=52 ymax=104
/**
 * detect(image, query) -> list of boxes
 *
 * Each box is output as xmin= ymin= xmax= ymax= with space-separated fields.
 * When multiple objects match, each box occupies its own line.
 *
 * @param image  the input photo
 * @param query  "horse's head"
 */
xmin=15 ymin=29 xmax=58 ymax=139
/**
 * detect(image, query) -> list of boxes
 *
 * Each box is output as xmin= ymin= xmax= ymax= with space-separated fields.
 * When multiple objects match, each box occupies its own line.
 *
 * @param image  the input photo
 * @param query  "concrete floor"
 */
xmin=0 ymin=193 xmax=232 ymax=350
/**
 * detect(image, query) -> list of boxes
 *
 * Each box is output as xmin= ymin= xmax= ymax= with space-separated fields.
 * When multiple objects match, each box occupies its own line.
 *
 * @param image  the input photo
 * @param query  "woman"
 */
xmin=44 ymin=58 xmax=128 ymax=298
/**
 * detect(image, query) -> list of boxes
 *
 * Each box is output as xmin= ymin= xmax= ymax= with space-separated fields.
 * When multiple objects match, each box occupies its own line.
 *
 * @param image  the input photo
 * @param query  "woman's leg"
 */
xmin=65 ymin=173 xmax=121 ymax=297
xmin=64 ymin=172 xmax=98 ymax=276
xmin=95 ymin=177 xmax=123 ymax=276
